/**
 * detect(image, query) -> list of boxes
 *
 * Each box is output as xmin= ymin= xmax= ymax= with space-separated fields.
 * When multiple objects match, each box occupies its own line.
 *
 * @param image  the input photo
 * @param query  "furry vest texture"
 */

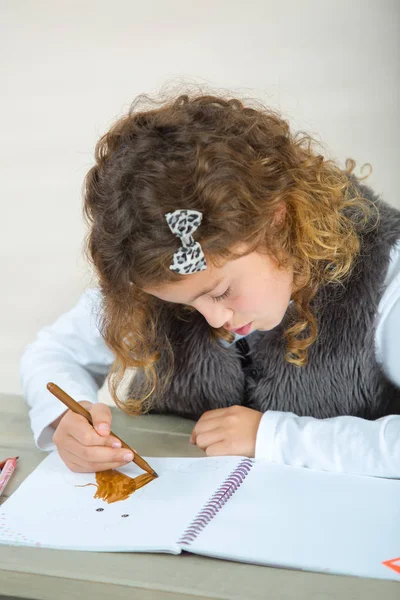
xmin=128 ymin=178 xmax=400 ymax=420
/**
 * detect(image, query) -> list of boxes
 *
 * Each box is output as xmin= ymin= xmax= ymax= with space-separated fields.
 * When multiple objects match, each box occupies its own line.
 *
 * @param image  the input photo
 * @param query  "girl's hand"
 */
xmin=52 ymin=401 xmax=135 ymax=473
xmin=190 ymin=405 xmax=263 ymax=457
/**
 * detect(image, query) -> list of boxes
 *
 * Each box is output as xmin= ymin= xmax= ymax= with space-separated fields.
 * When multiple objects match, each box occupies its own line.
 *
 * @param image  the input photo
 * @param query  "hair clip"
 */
xmin=165 ymin=210 xmax=207 ymax=274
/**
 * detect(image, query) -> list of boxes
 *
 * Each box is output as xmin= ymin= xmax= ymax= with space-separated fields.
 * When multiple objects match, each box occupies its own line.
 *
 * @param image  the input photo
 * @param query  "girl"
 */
xmin=21 ymin=92 xmax=400 ymax=477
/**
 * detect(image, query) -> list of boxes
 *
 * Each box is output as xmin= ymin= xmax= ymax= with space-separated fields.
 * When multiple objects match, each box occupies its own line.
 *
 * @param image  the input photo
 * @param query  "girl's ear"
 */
xmin=273 ymin=203 xmax=287 ymax=225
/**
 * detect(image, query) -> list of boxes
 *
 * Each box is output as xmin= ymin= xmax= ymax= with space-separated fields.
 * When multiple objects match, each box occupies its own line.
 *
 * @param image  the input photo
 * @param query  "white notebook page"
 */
xmin=0 ymin=452 xmax=242 ymax=552
xmin=187 ymin=461 xmax=400 ymax=580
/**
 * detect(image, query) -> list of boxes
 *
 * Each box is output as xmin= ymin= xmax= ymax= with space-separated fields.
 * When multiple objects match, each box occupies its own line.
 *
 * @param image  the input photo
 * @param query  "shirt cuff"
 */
xmin=255 ymin=411 xmax=281 ymax=461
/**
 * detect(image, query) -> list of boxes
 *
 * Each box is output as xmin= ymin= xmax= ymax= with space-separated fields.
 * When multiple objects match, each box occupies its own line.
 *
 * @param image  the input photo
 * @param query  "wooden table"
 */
xmin=0 ymin=393 xmax=398 ymax=600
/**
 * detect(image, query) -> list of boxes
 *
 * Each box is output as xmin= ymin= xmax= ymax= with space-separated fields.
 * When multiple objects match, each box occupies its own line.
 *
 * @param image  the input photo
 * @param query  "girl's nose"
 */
xmin=197 ymin=301 xmax=233 ymax=330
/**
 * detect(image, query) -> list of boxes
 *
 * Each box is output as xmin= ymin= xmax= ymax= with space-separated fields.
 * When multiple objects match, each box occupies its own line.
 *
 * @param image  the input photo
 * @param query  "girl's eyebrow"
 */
xmin=189 ymin=277 xmax=224 ymax=303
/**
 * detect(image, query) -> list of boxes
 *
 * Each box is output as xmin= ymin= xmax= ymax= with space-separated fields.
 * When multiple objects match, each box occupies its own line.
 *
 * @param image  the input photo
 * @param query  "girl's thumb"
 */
xmin=90 ymin=403 xmax=113 ymax=436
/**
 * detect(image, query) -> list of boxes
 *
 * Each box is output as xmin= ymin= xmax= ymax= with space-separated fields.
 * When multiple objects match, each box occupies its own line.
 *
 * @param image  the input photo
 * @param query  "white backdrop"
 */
xmin=1 ymin=0 xmax=399 ymax=396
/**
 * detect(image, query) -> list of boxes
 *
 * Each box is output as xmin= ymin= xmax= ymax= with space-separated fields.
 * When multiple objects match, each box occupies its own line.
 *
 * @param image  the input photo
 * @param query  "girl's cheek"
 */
xmin=232 ymin=294 xmax=258 ymax=313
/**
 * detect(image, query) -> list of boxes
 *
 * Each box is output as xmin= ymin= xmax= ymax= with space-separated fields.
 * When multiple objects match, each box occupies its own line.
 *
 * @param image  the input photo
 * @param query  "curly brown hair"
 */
xmin=83 ymin=90 xmax=376 ymax=413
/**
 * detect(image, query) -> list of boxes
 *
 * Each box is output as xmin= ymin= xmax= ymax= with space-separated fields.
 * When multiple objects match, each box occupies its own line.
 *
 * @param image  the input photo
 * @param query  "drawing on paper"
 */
xmin=78 ymin=469 xmax=156 ymax=504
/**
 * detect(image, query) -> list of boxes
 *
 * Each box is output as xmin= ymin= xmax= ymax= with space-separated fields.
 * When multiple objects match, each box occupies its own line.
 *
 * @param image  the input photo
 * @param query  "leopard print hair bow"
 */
xmin=165 ymin=210 xmax=207 ymax=274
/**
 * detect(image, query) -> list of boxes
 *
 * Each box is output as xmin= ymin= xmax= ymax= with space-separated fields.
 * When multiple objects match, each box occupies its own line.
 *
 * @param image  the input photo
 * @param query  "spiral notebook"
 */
xmin=1 ymin=451 xmax=399 ymax=581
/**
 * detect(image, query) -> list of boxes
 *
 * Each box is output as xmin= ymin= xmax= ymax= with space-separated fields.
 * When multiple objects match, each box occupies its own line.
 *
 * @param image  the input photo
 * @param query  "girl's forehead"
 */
xmin=143 ymin=251 xmax=263 ymax=304
xmin=144 ymin=262 xmax=224 ymax=304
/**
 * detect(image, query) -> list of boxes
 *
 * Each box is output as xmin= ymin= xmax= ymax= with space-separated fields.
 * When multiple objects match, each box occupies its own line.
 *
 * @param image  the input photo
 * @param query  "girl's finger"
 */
xmin=195 ymin=428 xmax=225 ymax=451
xmin=204 ymin=441 xmax=231 ymax=457
xmin=59 ymin=411 xmax=121 ymax=448
xmin=68 ymin=414 xmax=115 ymax=447
xmin=60 ymin=447 xmax=134 ymax=473
xmin=62 ymin=437 xmax=134 ymax=466
xmin=191 ymin=419 xmax=222 ymax=444
xmin=89 ymin=403 xmax=113 ymax=436
xmin=60 ymin=452 xmax=130 ymax=473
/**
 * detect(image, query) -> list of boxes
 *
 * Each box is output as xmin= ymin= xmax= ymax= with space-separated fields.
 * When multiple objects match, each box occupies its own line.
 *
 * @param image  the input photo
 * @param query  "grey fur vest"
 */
xmin=128 ymin=178 xmax=400 ymax=420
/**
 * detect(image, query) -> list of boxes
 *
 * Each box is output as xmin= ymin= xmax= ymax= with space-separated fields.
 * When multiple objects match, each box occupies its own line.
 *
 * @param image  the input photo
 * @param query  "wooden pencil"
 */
xmin=46 ymin=382 xmax=158 ymax=478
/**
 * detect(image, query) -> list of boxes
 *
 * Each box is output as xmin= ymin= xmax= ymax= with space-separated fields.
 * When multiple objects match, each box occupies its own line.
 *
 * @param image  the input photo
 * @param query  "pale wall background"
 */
xmin=1 ymin=0 xmax=399 ymax=398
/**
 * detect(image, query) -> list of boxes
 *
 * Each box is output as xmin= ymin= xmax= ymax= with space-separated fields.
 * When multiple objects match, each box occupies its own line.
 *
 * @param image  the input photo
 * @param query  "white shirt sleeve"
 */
xmin=255 ymin=241 xmax=400 ymax=479
xmin=255 ymin=412 xmax=400 ymax=478
xmin=20 ymin=289 xmax=114 ymax=451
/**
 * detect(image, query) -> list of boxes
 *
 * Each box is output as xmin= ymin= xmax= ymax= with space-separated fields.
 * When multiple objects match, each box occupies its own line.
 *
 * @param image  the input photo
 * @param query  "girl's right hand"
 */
xmin=52 ymin=401 xmax=134 ymax=472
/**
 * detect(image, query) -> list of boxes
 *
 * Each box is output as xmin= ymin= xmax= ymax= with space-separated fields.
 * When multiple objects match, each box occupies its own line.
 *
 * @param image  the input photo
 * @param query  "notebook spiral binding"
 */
xmin=178 ymin=458 xmax=253 ymax=546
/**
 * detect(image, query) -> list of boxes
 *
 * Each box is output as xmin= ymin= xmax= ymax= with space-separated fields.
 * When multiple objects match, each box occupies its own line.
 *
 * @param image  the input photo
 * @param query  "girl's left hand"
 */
xmin=190 ymin=405 xmax=263 ymax=457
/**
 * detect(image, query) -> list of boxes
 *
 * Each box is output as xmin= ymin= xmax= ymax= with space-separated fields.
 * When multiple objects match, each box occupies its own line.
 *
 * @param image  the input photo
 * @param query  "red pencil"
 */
xmin=0 ymin=457 xmax=18 ymax=497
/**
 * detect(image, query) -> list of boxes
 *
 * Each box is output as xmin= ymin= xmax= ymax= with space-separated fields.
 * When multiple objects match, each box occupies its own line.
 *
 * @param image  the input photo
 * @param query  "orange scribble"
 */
xmin=78 ymin=470 xmax=156 ymax=504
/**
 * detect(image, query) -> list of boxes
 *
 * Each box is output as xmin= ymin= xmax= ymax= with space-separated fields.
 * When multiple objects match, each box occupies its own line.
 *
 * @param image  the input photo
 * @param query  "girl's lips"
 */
xmin=232 ymin=322 xmax=253 ymax=335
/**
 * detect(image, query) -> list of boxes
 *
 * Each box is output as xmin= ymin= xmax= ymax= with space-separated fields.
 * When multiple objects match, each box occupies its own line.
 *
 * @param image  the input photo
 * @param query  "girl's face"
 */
xmin=143 ymin=247 xmax=294 ymax=335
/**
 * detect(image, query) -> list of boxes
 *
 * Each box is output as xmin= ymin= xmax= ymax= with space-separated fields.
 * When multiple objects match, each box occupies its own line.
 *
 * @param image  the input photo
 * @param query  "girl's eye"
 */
xmin=212 ymin=287 xmax=232 ymax=303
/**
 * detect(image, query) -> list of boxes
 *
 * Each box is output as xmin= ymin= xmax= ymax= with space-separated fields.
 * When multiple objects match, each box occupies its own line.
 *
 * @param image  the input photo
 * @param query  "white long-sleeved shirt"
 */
xmin=20 ymin=242 xmax=400 ymax=478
